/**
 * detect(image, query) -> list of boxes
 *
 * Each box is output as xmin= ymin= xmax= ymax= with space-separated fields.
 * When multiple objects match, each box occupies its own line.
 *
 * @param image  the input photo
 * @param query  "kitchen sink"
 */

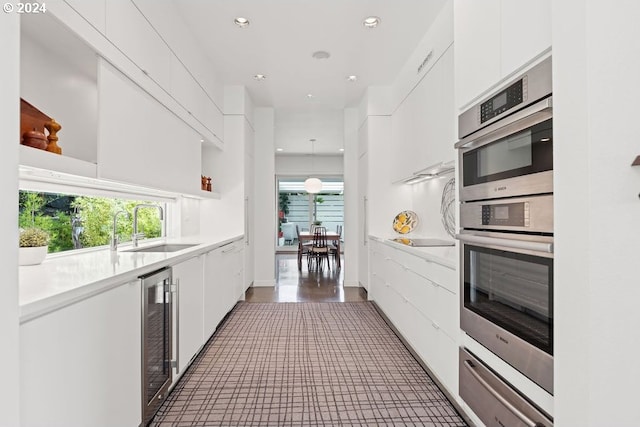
xmin=126 ymin=243 xmax=199 ymax=253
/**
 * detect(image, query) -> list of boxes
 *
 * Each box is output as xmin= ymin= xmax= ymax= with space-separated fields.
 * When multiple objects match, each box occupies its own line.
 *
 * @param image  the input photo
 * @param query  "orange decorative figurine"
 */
xmin=44 ymin=118 xmax=62 ymax=154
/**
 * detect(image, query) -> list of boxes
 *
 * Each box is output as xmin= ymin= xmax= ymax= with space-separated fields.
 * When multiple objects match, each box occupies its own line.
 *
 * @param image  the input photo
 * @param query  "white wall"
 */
xmin=274 ymin=109 xmax=344 ymax=154
xmin=343 ymin=108 xmax=359 ymax=286
xmin=1 ymin=11 xmax=20 ymax=427
xmin=410 ymin=176 xmax=456 ymax=240
xmin=253 ymin=108 xmax=276 ymax=286
xmin=275 ymin=154 xmax=343 ymax=176
xmin=553 ymin=1 xmax=640 ymax=425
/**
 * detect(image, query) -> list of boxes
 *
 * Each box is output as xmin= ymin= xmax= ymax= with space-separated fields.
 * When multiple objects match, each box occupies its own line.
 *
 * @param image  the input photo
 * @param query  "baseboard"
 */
xmin=252 ymin=279 xmax=276 ymax=287
xmin=343 ymin=280 xmax=360 ymax=287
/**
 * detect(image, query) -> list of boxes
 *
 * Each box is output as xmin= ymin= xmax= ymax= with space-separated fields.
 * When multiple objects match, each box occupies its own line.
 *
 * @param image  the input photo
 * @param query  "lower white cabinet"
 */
xmin=20 ymin=281 xmax=142 ymax=427
xmin=172 ymin=256 xmax=204 ymax=377
xmin=203 ymin=240 xmax=244 ymax=338
xmin=369 ymin=240 xmax=458 ymax=395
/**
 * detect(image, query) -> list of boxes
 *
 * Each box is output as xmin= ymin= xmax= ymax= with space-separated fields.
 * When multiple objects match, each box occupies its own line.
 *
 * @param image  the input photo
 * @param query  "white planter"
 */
xmin=19 ymin=246 xmax=48 ymax=266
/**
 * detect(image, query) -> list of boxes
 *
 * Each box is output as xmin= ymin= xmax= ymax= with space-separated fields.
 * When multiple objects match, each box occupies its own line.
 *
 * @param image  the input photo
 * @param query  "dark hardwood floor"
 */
xmin=245 ymin=253 xmax=367 ymax=303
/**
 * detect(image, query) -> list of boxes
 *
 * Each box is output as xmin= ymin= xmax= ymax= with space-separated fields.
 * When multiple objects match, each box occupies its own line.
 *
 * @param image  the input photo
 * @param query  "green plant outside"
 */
xmin=19 ymin=191 xmax=162 ymax=253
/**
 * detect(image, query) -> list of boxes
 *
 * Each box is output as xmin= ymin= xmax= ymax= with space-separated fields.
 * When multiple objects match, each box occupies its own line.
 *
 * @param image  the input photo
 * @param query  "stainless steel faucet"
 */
xmin=110 ymin=210 xmax=130 ymax=251
xmin=132 ymin=204 xmax=164 ymax=247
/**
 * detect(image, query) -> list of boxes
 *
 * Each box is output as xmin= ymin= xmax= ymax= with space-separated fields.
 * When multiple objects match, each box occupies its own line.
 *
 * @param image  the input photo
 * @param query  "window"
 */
xmin=19 ymin=190 xmax=164 ymax=254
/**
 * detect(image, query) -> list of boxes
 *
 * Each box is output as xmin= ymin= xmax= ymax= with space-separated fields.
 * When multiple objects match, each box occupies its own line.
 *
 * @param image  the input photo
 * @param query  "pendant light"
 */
xmin=304 ymin=139 xmax=323 ymax=194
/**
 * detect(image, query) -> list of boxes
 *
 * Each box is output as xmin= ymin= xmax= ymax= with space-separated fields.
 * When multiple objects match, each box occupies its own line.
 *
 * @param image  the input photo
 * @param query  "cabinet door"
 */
xmin=64 ymin=0 xmax=106 ymax=34
xmin=97 ymin=61 xmax=201 ymax=195
xmin=500 ymin=0 xmax=552 ymax=78
xmin=357 ymin=151 xmax=369 ymax=289
xmin=105 ymin=0 xmax=171 ymax=89
xmin=453 ymin=0 xmax=501 ymax=109
xmin=203 ymin=247 xmax=225 ymax=338
xmin=173 ymin=256 xmax=204 ymax=374
xmin=20 ymin=281 xmax=141 ymax=427
xmin=391 ymin=47 xmax=455 ymax=182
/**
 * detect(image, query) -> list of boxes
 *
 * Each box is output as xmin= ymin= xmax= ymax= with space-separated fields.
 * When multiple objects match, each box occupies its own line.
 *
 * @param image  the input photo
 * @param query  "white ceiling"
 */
xmin=173 ymin=0 xmax=446 ymax=153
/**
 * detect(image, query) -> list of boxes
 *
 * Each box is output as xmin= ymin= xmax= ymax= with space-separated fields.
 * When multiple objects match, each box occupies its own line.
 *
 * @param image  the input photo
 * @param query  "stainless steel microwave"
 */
xmin=456 ymin=57 xmax=553 ymax=202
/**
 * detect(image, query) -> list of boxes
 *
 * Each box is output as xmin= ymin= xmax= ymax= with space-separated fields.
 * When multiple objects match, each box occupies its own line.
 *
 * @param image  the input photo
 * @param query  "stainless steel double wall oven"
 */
xmin=456 ymin=57 xmax=554 ymax=414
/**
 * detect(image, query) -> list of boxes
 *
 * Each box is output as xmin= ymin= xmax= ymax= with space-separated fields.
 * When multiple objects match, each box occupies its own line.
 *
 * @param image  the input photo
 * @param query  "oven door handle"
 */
xmin=455 ymin=233 xmax=553 ymax=254
xmin=462 ymin=360 xmax=542 ymax=427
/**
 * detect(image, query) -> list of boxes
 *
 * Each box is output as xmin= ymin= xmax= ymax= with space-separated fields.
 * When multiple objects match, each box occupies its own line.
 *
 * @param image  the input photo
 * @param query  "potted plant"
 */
xmin=19 ymin=227 xmax=50 ymax=266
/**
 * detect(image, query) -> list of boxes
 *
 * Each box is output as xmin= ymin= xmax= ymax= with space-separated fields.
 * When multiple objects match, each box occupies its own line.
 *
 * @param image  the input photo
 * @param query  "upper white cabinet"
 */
xmin=170 ymin=54 xmax=224 ymax=143
xmin=454 ymin=0 xmax=551 ymax=110
xmin=453 ymin=0 xmax=501 ymax=110
xmin=97 ymin=60 xmax=201 ymax=195
xmin=64 ymin=0 xmax=106 ymax=34
xmin=391 ymin=47 xmax=455 ymax=183
xmin=500 ymin=0 xmax=552 ymax=80
xmin=105 ymin=0 xmax=171 ymax=90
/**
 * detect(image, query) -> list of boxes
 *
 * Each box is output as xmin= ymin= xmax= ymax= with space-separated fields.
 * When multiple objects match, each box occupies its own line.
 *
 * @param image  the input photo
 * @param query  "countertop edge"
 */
xmin=369 ymin=235 xmax=457 ymax=269
xmin=19 ymin=235 xmax=244 ymax=324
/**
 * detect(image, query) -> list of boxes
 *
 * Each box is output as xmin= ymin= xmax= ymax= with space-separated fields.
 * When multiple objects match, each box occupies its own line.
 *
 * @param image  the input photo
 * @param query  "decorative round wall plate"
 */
xmin=392 ymin=210 xmax=419 ymax=234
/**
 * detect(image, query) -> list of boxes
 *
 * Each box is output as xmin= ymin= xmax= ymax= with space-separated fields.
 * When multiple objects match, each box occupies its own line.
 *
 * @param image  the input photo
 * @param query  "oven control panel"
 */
xmin=481 ymin=202 xmax=528 ymax=227
xmin=479 ymin=78 xmax=526 ymax=124
xmin=460 ymin=194 xmax=553 ymax=233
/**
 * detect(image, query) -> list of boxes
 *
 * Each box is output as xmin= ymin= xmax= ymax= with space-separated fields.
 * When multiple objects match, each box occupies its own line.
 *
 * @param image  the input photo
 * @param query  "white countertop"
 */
xmin=369 ymin=234 xmax=458 ymax=269
xmin=19 ymin=235 xmax=243 ymax=323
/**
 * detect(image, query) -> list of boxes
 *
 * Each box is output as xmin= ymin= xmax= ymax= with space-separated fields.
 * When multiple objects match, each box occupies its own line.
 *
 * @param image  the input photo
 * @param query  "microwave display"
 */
xmin=482 ymin=202 xmax=527 ymax=227
xmin=480 ymin=79 xmax=524 ymax=123
xmin=463 ymin=118 xmax=552 ymax=188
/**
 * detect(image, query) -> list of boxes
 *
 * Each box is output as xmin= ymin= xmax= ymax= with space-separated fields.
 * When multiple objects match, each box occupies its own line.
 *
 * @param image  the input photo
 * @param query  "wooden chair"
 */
xmin=296 ymin=224 xmax=312 ymax=271
xmin=329 ymin=224 xmax=342 ymax=266
xmin=308 ymin=226 xmax=331 ymax=271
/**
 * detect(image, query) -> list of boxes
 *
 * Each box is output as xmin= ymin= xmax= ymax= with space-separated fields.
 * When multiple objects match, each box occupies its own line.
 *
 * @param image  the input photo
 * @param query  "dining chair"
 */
xmin=308 ymin=226 xmax=330 ymax=271
xmin=296 ymin=224 xmax=312 ymax=271
xmin=329 ymin=224 xmax=342 ymax=266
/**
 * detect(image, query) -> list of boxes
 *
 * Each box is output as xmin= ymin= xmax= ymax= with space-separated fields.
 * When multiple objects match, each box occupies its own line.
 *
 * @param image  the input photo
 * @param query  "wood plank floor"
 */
xmin=245 ymin=254 xmax=367 ymax=303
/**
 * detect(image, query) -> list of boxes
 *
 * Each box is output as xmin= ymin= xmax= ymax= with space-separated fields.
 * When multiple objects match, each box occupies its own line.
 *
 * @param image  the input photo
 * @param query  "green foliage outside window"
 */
xmin=19 ymin=191 xmax=163 ymax=253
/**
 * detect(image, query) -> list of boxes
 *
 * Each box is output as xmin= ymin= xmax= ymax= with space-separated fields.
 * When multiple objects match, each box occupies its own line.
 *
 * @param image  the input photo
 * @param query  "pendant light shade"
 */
xmin=304 ymin=177 xmax=322 ymax=194
xmin=305 ymin=138 xmax=322 ymax=193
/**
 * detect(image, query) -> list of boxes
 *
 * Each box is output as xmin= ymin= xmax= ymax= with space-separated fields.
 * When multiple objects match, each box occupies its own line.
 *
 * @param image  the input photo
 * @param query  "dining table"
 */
xmin=297 ymin=231 xmax=341 ymax=270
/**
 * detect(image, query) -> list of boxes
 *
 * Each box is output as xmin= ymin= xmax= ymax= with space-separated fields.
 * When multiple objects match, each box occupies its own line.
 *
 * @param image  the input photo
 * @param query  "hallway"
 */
xmin=149 ymin=254 xmax=467 ymax=426
xmin=245 ymin=254 xmax=366 ymax=303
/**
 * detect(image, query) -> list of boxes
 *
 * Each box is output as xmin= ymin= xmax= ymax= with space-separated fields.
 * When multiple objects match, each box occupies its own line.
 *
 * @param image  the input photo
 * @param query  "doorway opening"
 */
xmin=276 ymin=176 xmax=344 ymax=253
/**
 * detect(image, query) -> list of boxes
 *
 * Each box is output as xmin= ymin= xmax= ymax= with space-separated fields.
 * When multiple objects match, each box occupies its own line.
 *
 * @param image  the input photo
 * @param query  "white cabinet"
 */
xmin=105 ymin=0 xmax=171 ymax=89
xmin=453 ymin=0 xmax=501 ymax=109
xmin=368 ymin=240 xmax=458 ymax=395
xmin=203 ymin=240 xmax=243 ymax=338
xmin=358 ymin=150 xmax=369 ymax=290
xmin=64 ymin=0 xmax=106 ymax=34
xmin=454 ymin=0 xmax=551 ymax=109
xmin=172 ymin=256 xmax=205 ymax=376
xmin=391 ymin=47 xmax=455 ymax=182
xmin=500 ymin=0 xmax=552 ymax=80
xmin=20 ymin=281 xmax=141 ymax=427
xmin=169 ymin=54 xmax=224 ymax=143
xmin=97 ymin=60 xmax=201 ymax=195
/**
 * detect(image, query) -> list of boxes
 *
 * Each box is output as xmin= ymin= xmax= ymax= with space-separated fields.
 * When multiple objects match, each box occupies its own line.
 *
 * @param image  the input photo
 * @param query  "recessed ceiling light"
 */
xmin=339 ymin=148 xmax=345 ymax=152
xmin=312 ymin=50 xmax=331 ymax=60
xmin=363 ymin=16 xmax=381 ymax=28
xmin=346 ymin=75 xmax=358 ymax=82
xmin=234 ymin=17 xmax=250 ymax=28
xmin=307 ymin=93 xmax=314 ymax=98
xmin=276 ymin=148 xmax=284 ymax=152
xmin=253 ymin=74 xmax=266 ymax=80
xmin=200 ymin=138 xmax=205 ymax=143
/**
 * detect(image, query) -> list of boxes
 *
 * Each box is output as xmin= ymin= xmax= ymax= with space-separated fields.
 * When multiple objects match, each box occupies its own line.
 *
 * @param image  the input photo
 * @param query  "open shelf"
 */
xmin=20 ymin=145 xmax=97 ymax=179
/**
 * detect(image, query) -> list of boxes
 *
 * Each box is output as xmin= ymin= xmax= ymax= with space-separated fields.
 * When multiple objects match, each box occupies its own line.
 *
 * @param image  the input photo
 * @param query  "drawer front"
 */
xmin=459 ymin=348 xmax=553 ymax=427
